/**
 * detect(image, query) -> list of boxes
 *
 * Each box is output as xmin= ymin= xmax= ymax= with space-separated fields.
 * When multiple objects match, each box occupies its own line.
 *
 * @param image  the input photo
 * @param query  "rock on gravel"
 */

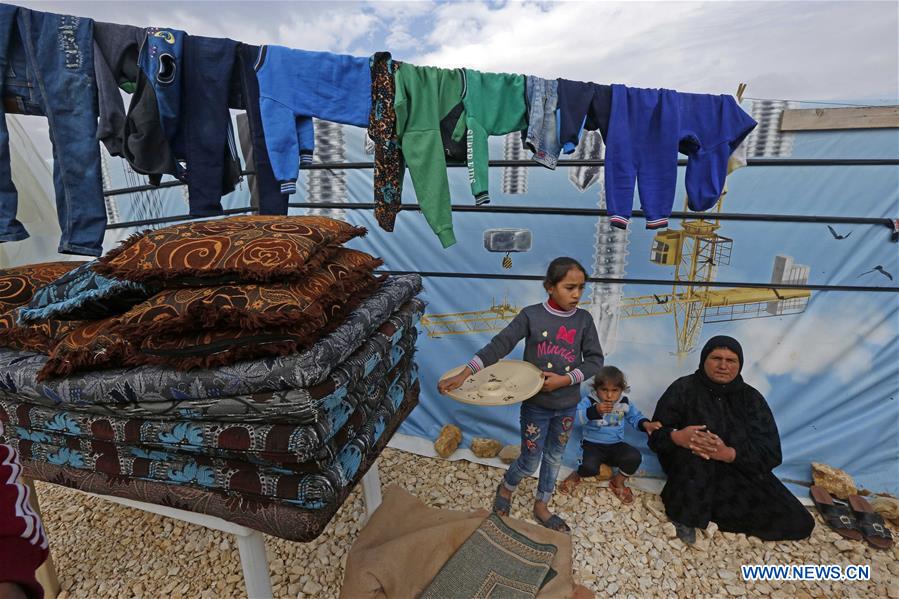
xmin=498 ymin=444 xmax=520 ymax=464
xmin=470 ymin=437 xmax=502 ymax=458
xmin=811 ymin=462 xmax=857 ymax=499
xmin=434 ymin=424 xmax=462 ymax=458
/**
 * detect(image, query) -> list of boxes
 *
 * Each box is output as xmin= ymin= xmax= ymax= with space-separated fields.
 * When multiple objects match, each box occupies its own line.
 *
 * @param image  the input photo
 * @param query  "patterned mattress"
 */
xmin=0 ymin=274 xmax=425 ymax=542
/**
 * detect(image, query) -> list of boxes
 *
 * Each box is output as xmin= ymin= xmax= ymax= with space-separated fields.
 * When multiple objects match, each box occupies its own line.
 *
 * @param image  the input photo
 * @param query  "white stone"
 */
xmin=302 ymin=580 xmax=323 ymax=595
xmin=834 ymin=539 xmax=856 ymax=552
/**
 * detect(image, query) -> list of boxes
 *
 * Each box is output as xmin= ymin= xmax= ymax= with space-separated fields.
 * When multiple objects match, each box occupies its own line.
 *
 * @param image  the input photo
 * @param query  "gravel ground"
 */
xmin=34 ymin=448 xmax=898 ymax=598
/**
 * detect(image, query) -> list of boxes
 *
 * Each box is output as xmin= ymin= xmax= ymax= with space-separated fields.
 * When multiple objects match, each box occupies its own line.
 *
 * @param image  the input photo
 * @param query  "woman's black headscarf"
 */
xmin=696 ymin=335 xmax=746 ymax=396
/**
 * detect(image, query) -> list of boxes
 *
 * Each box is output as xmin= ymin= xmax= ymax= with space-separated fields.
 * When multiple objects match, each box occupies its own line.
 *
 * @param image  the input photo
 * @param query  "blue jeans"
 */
xmin=0 ymin=6 xmax=106 ymax=256
xmin=522 ymin=76 xmax=561 ymax=170
xmin=503 ymin=402 xmax=575 ymax=503
xmin=177 ymin=34 xmax=240 ymax=217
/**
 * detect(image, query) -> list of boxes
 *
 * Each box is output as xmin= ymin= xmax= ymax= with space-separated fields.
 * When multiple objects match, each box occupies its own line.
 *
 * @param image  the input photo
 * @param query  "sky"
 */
xmin=18 ymin=0 xmax=899 ymax=102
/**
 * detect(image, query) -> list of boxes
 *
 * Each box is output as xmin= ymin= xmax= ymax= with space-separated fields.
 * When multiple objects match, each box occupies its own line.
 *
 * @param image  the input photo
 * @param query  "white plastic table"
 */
xmin=30 ymin=463 xmax=383 ymax=599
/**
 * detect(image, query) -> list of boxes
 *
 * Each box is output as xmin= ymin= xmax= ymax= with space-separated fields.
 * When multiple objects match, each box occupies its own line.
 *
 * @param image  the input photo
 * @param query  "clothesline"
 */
xmin=378 ymin=271 xmax=899 ymax=294
xmin=102 ymin=158 xmax=899 ymax=198
xmin=742 ymin=97 xmax=889 ymax=108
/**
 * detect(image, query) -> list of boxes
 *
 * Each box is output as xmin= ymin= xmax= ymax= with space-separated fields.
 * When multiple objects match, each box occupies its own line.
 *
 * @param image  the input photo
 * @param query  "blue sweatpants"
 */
xmin=605 ymin=85 xmax=757 ymax=230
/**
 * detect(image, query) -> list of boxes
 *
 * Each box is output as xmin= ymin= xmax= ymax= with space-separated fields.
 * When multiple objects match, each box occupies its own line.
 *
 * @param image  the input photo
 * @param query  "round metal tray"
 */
xmin=440 ymin=360 xmax=544 ymax=406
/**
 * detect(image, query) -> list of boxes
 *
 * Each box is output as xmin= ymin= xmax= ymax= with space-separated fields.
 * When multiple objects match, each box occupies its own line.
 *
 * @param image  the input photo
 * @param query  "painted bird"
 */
xmin=827 ymin=225 xmax=852 ymax=240
xmin=857 ymin=265 xmax=893 ymax=281
xmin=653 ymin=294 xmax=669 ymax=304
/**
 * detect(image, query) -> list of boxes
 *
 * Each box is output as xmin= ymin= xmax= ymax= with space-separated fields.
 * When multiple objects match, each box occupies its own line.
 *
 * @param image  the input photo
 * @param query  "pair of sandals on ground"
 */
xmin=810 ymin=485 xmax=894 ymax=550
xmin=491 ymin=474 xmax=634 ymax=534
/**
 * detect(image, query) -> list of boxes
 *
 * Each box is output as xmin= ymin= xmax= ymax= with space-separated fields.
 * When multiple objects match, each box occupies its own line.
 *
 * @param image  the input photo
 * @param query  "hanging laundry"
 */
xmin=123 ymin=28 xmax=241 ymax=217
xmin=453 ymin=69 xmax=527 ymax=205
xmin=557 ymin=78 xmax=612 ymax=154
xmin=230 ymin=43 xmax=287 ymax=215
xmin=686 ymin=127 xmax=750 ymax=209
xmin=604 ymin=85 xmax=757 ymax=230
xmin=123 ymin=26 xmax=187 ymax=181
xmin=439 ymin=96 xmax=467 ymax=165
xmin=92 ymin=21 xmax=144 ymax=157
xmin=255 ymin=46 xmax=371 ymax=195
xmin=394 ymin=64 xmax=464 ymax=248
xmin=521 ymin=76 xmax=562 ymax=169
xmin=0 ymin=5 xmax=107 ymax=257
xmin=369 ymin=52 xmax=405 ymax=232
xmin=174 ymin=35 xmax=241 ymax=217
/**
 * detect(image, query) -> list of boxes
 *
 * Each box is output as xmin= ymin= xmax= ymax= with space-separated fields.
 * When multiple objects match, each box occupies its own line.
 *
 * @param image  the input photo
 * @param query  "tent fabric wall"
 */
xmin=8 ymin=103 xmax=898 ymax=495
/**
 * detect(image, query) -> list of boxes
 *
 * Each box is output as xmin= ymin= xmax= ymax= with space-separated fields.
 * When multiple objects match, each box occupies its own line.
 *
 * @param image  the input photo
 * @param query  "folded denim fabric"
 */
xmin=17 ymin=260 xmax=158 ymax=324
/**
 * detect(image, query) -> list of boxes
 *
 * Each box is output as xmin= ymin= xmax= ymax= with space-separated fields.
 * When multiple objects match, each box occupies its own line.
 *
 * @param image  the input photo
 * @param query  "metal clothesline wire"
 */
xmin=105 ymin=200 xmax=895 ymax=229
xmin=103 ymin=157 xmax=899 ymax=229
xmin=103 ymin=157 xmax=899 ymax=198
xmin=377 ymin=271 xmax=898 ymax=294
xmin=742 ymin=97 xmax=889 ymax=108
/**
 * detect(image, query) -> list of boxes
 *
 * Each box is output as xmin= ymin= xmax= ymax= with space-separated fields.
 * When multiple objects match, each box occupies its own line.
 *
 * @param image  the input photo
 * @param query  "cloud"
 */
xmin=415 ymin=1 xmax=898 ymax=100
xmin=731 ymin=295 xmax=895 ymax=388
xmin=386 ymin=28 xmax=421 ymax=51
xmin=23 ymin=0 xmax=896 ymax=100
xmin=274 ymin=10 xmax=380 ymax=52
xmin=604 ymin=316 xmax=688 ymax=415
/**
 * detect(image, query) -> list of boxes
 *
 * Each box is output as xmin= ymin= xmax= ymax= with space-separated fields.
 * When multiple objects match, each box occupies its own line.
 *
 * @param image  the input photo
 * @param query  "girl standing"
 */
xmin=438 ymin=257 xmax=604 ymax=532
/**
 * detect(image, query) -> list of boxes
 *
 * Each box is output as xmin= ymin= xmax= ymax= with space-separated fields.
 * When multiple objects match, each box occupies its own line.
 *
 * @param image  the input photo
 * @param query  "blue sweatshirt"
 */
xmin=576 ymin=394 xmax=649 ymax=445
xmin=255 ymin=46 xmax=371 ymax=194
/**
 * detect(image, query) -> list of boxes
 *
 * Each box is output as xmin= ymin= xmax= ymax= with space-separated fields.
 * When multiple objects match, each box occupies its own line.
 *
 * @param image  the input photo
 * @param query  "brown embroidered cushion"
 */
xmin=132 ymin=276 xmax=381 ymax=371
xmin=94 ymin=215 xmax=367 ymax=285
xmin=115 ymin=248 xmax=383 ymax=336
xmin=0 ymin=261 xmax=85 ymax=353
xmin=38 ymin=316 xmax=128 ymax=380
xmin=37 ymin=249 xmax=384 ymax=378
xmin=38 ymin=275 xmax=381 ymax=379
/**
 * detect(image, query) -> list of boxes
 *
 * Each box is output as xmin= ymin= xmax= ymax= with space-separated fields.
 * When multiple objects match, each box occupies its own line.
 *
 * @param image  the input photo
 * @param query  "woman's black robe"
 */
xmin=648 ymin=373 xmax=814 ymax=540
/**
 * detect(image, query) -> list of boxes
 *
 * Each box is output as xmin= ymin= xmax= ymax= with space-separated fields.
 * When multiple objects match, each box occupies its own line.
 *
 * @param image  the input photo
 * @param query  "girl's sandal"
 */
xmin=492 ymin=483 xmax=512 ymax=517
xmin=534 ymin=510 xmax=571 ymax=533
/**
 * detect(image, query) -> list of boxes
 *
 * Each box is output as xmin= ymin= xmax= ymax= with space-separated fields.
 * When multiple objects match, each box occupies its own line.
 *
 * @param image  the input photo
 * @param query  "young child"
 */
xmin=559 ymin=366 xmax=661 ymax=504
xmin=438 ymin=257 xmax=604 ymax=532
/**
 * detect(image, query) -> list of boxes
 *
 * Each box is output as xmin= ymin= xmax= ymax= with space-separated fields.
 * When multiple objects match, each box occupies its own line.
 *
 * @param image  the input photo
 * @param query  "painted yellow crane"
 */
xmin=421 ymin=198 xmax=812 ymax=355
xmin=618 ymin=199 xmax=811 ymax=354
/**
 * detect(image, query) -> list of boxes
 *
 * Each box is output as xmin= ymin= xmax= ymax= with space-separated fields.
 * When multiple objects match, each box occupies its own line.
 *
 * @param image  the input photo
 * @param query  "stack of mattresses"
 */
xmin=0 ymin=216 xmax=424 ymax=541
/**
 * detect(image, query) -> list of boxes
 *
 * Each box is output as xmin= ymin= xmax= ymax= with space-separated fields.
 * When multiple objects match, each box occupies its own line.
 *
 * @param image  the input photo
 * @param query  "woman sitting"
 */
xmin=648 ymin=336 xmax=814 ymax=544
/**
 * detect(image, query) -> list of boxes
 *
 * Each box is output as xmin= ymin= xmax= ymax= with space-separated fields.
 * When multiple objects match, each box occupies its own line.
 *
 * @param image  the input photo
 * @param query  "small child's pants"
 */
xmin=578 ymin=440 xmax=641 ymax=477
